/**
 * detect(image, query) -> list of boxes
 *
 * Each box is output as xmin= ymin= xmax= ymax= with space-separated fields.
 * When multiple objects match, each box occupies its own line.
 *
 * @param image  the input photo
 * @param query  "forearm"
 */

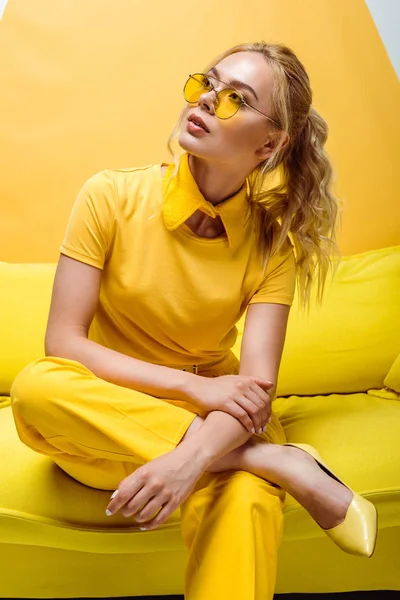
xmin=45 ymin=335 xmax=198 ymax=402
xmin=183 ymin=360 xmax=279 ymax=468
xmin=180 ymin=410 xmax=251 ymax=469
xmin=238 ymin=302 xmax=290 ymax=404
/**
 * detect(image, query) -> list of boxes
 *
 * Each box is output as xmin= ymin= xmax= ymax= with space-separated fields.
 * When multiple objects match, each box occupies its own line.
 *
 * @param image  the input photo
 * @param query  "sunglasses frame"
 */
xmin=184 ymin=72 xmax=281 ymax=128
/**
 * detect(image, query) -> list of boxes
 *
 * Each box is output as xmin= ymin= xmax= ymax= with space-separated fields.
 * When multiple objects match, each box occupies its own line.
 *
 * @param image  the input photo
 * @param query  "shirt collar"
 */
xmin=161 ymin=152 xmax=250 ymax=248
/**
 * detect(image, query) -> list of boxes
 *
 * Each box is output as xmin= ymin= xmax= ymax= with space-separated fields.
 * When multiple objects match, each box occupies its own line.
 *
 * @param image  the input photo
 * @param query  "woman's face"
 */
xmin=178 ymin=51 xmax=278 ymax=169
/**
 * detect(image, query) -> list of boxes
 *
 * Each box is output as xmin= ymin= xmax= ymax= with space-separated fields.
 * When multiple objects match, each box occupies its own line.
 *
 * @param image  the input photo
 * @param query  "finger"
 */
xmin=135 ymin=496 xmax=166 ymax=523
xmin=251 ymin=377 xmax=274 ymax=393
xmin=226 ymin=401 xmax=254 ymax=432
xmin=250 ymin=382 xmax=269 ymax=404
xmin=105 ymin=474 xmax=144 ymax=516
xmin=251 ymin=379 xmax=273 ymax=423
xmin=139 ymin=500 xmax=176 ymax=531
xmin=245 ymin=389 xmax=267 ymax=433
xmin=250 ymin=383 xmax=270 ymax=426
xmin=259 ymin=390 xmax=272 ymax=424
xmin=237 ymin=393 xmax=263 ymax=434
xmin=121 ymin=486 xmax=157 ymax=518
xmin=266 ymin=398 xmax=272 ymax=424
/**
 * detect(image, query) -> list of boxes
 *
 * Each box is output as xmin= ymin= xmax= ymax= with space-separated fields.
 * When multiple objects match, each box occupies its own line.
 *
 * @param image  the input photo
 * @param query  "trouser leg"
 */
xmin=180 ymin=469 xmax=285 ymax=600
xmin=12 ymin=354 xmax=287 ymax=599
xmin=10 ymin=356 xmax=197 ymax=490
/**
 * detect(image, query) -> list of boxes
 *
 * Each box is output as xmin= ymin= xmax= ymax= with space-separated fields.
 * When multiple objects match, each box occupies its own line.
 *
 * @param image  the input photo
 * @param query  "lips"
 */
xmin=188 ymin=113 xmax=209 ymax=132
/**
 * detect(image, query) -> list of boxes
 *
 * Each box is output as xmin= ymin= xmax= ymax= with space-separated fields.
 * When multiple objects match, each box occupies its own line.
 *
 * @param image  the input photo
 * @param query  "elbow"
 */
xmin=45 ymin=327 xmax=65 ymax=357
xmin=44 ymin=335 xmax=65 ymax=358
xmin=44 ymin=329 xmax=86 ymax=360
xmin=45 ymin=340 xmax=61 ymax=358
xmin=44 ymin=331 xmax=57 ymax=357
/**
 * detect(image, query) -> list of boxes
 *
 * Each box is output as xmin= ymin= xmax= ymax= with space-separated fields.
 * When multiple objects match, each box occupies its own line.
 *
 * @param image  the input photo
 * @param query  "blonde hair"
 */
xmin=166 ymin=41 xmax=342 ymax=311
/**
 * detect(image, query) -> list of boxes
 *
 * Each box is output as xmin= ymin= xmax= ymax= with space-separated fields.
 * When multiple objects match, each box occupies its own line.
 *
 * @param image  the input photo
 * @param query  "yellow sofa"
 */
xmin=1 ymin=245 xmax=399 ymax=598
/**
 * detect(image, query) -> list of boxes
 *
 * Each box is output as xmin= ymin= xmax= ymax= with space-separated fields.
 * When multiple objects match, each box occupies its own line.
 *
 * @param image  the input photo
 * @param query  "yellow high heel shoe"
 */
xmin=283 ymin=443 xmax=378 ymax=558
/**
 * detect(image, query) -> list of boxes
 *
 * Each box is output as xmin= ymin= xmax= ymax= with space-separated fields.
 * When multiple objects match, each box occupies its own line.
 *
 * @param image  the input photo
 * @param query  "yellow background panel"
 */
xmin=0 ymin=0 xmax=398 ymax=262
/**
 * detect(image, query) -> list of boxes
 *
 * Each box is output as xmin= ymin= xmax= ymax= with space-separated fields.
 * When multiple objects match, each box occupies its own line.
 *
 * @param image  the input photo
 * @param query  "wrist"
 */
xmin=174 ymin=371 xmax=203 ymax=404
xmin=177 ymin=434 xmax=214 ymax=471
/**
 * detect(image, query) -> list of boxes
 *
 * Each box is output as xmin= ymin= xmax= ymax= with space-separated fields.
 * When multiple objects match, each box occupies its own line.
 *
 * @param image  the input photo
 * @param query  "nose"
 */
xmin=197 ymin=86 xmax=217 ymax=114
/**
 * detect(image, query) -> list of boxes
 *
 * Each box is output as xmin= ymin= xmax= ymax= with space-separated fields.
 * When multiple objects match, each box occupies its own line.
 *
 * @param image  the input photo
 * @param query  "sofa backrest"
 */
xmin=234 ymin=245 xmax=400 ymax=396
xmin=1 ymin=245 xmax=399 ymax=397
xmin=0 ymin=263 xmax=56 ymax=395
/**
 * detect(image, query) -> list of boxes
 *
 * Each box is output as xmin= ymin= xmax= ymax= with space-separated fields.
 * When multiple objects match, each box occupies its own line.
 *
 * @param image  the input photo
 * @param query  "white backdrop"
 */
xmin=366 ymin=0 xmax=400 ymax=78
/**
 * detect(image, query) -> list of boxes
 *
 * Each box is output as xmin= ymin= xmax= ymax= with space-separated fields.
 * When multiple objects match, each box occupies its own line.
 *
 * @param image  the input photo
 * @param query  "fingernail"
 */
xmin=110 ymin=490 xmax=119 ymax=499
xmin=105 ymin=509 xmax=113 ymax=516
xmin=140 ymin=527 xmax=147 ymax=531
xmin=263 ymin=425 xmax=267 ymax=432
xmin=251 ymin=427 xmax=255 ymax=434
xmin=268 ymin=416 xmax=272 ymax=423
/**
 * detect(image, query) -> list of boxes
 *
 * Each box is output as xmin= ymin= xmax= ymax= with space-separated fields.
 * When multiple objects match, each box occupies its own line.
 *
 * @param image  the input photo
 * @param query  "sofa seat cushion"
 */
xmin=1 ymin=392 xmax=399 ymax=552
xmin=0 ymin=403 xmax=184 ymax=554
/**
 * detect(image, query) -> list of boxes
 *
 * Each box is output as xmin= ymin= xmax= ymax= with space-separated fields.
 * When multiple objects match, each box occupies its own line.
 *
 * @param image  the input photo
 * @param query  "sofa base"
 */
xmin=1 ymin=526 xmax=399 ymax=597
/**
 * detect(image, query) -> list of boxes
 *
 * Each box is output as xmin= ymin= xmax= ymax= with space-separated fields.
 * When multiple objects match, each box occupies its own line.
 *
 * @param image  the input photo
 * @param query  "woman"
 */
xmin=10 ymin=41 xmax=377 ymax=599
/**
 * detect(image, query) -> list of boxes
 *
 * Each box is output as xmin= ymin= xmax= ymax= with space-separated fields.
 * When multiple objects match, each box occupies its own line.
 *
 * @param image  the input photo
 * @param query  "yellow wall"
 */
xmin=0 ymin=0 xmax=398 ymax=262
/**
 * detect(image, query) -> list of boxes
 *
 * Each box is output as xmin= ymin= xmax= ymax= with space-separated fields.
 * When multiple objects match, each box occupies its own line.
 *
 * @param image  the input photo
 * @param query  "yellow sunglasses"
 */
xmin=183 ymin=72 xmax=281 ymax=127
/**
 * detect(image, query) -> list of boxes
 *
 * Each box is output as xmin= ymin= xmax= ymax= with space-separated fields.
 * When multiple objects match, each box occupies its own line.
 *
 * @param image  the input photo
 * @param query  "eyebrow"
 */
xmin=208 ymin=67 xmax=258 ymax=101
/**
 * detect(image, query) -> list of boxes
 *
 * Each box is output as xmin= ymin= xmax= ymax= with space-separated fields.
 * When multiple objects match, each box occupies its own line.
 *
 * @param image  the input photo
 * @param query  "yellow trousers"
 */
xmin=10 ymin=353 xmax=286 ymax=600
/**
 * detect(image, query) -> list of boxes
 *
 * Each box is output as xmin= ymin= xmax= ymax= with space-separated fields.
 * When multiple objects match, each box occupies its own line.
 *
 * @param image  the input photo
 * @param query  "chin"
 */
xmin=177 ymin=134 xmax=201 ymax=157
xmin=177 ymin=131 xmax=219 ymax=161
xmin=177 ymin=133 xmax=191 ymax=152
xmin=178 ymin=130 xmax=203 ymax=149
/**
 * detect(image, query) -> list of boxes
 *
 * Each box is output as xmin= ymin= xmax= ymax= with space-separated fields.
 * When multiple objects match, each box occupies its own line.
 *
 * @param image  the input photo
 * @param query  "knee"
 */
xmin=10 ymin=356 xmax=76 ymax=417
xmin=223 ymin=470 xmax=284 ymax=512
xmin=217 ymin=472 xmax=284 ymax=544
xmin=185 ymin=470 xmax=284 ymax=524
xmin=181 ymin=470 xmax=284 ymax=553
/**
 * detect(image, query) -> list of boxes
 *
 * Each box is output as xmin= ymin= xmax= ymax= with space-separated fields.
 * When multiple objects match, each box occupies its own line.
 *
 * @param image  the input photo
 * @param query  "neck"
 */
xmin=188 ymin=154 xmax=245 ymax=205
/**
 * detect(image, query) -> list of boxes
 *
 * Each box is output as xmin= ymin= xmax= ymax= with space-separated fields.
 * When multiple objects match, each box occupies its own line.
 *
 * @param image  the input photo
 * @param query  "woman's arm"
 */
xmin=239 ymin=302 xmax=291 ymax=402
xmin=181 ymin=303 xmax=291 ymax=466
xmin=45 ymin=254 xmax=198 ymax=402
xmin=107 ymin=302 xmax=294 ymax=527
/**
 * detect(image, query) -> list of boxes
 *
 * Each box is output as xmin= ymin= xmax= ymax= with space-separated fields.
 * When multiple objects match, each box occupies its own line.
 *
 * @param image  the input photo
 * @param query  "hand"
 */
xmin=189 ymin=375 xmax=274 ymax=434
xmin=105 ymin=445 xmax=206 ymax=530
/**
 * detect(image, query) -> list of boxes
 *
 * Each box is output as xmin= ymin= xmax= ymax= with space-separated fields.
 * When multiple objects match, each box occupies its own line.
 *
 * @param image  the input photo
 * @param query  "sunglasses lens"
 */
xmin=184 ymin=74 xmax=242 ymax=119
xmin=184 ymin=74 xmax=210 ymax=103
xmin=215 ymin=88 xmax=242 ymax=119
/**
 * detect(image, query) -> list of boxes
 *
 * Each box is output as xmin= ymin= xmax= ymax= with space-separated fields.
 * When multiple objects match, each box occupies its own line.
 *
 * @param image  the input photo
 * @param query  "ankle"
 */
xmin=275 ymin=445 xmax=316 ymax=493
xmin=238 ymin=441 xmax=293 ymax=488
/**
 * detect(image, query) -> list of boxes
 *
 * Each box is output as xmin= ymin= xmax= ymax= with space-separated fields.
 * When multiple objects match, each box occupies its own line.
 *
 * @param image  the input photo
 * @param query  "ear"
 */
xmin=256 ymin=130 xmax=290 ymax=161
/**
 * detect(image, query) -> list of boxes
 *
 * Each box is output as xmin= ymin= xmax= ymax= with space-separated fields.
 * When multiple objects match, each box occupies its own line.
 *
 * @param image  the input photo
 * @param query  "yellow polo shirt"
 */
xmin=60 ymin=152 xmax=296 ymax=367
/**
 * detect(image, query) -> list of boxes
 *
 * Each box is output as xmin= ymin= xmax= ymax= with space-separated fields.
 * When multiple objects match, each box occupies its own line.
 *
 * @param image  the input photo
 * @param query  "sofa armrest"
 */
xmin=367 ymin=354 xmax=400 ymax=400
xmin=384 ymin=353 xmax=400 ymax=394
xmin=0 ymin=397 xmax=11 ymax=409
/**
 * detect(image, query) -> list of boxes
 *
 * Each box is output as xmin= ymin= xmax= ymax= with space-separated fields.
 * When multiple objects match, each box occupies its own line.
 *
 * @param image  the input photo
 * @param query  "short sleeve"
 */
xmin=60 ymin=170 xmax=117 ymax=269
xmin=248 ymin=238 xmax=297 ymax=306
